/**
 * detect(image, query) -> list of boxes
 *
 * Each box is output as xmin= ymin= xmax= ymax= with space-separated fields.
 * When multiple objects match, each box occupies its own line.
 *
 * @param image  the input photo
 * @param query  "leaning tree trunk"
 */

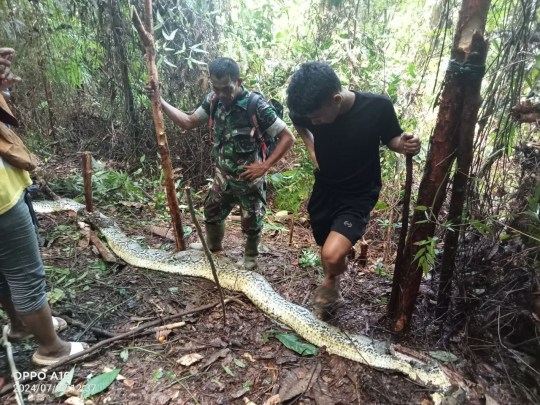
xmin=388 ymin=0 xmax=491 ymax=332
xmin=132 ymin=1 xmax=185 ymax=251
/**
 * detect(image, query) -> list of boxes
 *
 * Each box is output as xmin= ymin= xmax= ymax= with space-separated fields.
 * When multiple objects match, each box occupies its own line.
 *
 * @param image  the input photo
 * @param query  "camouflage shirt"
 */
xmin=193 ymin=89 xmax=286 ymax=181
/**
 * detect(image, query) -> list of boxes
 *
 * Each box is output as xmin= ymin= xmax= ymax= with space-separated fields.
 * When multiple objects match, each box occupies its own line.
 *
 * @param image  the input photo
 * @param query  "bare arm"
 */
xmin=160 ymin=97 xmax=202 ymax=130
xmin=387 ymin=132 xmax=421 ymax=155
xmin=239 ymin=127 xmax=296 ymax=181
xmin=295 ymin=125 xmax=318 ymax=168
xmin=145 ymin=85 xmax=202 ymax=130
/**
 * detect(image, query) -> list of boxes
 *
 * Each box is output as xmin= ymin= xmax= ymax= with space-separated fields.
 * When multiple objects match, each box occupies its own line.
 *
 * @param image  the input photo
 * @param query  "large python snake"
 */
xmin=33 ymin=198 xmax=454 ymax=392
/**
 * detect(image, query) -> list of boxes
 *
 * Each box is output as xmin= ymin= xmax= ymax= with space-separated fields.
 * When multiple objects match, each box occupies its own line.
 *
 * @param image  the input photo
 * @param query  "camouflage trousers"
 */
xmin=204 ymin=170 xmax=266 ymax=236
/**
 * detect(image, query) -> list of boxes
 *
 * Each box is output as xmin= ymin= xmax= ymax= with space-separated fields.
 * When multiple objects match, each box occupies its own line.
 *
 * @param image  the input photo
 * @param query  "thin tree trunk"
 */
xmin=110 ymin=0 xmax=139 ymax=144
xmin=132 ymin=2 xmax=185 ymax=251
xmin=388 ymin=0 xmax=491 ymax=332
xmin=436 ymin=32 xmax=489 ymax=321
xmin=38 ymin=57 xmax=56 ymax=141
xmin=390 ymin=155 xmax=413 ymax=288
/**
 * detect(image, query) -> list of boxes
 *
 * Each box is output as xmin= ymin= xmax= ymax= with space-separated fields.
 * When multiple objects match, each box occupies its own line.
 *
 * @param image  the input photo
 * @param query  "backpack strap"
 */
xmin=247 ymin=92 xmax=268 ymax=161
xmin=208 ymin=93 xmax=219 ymax=142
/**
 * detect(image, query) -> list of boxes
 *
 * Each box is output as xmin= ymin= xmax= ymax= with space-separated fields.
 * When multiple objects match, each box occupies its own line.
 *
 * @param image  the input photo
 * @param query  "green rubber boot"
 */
xmin=191 ymin=223 xmax=225 ymax=252
xmin=206 ymin=222 xmax=225 ymax=252
xmin=243 ymin=233 xmax=261 ymax=271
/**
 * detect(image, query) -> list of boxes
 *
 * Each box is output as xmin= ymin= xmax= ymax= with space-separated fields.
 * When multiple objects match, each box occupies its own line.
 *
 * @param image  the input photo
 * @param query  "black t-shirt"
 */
xmin=291 ymin=91 xmax=402 ymax=194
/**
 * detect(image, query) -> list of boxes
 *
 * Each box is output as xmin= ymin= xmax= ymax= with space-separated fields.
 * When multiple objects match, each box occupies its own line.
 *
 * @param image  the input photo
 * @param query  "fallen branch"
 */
xmin=51 ymin=312 xmax=115 ymax=338
xmin=146 ymin=225 xmax=176 ymax=241
xmin=89 ymin=232 xmax=117 ymax=263
xmin=154 ymin=321 xmax=186 ymax=332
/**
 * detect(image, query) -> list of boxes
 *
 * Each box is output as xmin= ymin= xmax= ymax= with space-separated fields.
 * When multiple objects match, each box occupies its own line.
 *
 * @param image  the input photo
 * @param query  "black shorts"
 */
xmin=307 ymin=179 xmax=380 ymax=246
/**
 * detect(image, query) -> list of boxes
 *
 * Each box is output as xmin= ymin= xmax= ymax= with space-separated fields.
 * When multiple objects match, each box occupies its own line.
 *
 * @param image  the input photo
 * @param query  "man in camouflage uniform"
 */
xmin=148 ymin=57 xmax=295 ymax=270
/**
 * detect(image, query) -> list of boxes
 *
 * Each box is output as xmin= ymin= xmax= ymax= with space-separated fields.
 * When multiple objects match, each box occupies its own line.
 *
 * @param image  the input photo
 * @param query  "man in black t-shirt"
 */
xmin=286 ymin=62 xmax=421 ymax=320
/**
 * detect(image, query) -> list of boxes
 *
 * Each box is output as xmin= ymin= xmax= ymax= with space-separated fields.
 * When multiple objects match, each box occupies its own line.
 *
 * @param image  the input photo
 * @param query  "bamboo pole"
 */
xmin=131 ymin=1 xmax=185 ymax=251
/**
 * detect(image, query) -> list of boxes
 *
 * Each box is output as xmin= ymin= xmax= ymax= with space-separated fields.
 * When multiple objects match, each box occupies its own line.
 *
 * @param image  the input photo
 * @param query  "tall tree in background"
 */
xmin=388 ymin=0 xmax=491 ymax=332
xmin=110 ymin=0 xmax=140 ymax=145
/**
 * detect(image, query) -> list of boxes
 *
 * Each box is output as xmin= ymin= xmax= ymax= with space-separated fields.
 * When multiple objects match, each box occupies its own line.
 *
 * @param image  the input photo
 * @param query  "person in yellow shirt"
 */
xmin=0 ymin=48 xmax=88 ymax=366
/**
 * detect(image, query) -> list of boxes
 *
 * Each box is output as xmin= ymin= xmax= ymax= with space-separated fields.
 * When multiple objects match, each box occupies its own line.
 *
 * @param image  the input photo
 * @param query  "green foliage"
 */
xmin=50 ymin=168 xmax=146 ymax=204
xmin=45 ymin=265 xmax=90 ymax=303
xmin=428 ymin=350 xmax=459 ymax=363
xmin=298 ymin=249 xmax=321 ymax=268
xmin=376 ymin=218 xmax=401 ymax=229
xmin=528 ymin=181 xmax=540 ymax=215
xmin=266 ymin=330 xmax=318 ymax=356
xmin=268 ymin=143 xmax=314 ymax=214
xmin=413 ymin=236 xmax=441 ymax=275
xmin=374 ymin=261 xmax=392 ymax=280
xmin=53 ymin=367 xmax=75 ymax=398
xmin=82 ymin=368 xmax=121 ymax=399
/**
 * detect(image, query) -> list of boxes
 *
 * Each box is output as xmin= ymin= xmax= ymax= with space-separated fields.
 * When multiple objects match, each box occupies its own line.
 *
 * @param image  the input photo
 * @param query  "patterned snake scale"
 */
xmin=33 ymin=198 xmax=453 ymax=391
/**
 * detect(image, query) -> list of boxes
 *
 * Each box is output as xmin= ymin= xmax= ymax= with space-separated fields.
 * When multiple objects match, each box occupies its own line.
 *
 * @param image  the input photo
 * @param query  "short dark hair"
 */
xmin=208 ymin=57 xmax=240 ymax=81
xmin=286 ymin=62 xmax=342 ymax=115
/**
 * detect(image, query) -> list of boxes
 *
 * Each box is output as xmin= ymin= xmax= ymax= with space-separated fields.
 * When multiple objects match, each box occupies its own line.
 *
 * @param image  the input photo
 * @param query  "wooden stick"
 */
xmin=131 ymin=3 xmax=185 ymax=251
xmin=288 ymin=212 xmax=294 ymax=246
xmin=358 ymin=238 xmax=368 ymax=267
xmin=185 ymin=186 xmax=227 ymax=326
xmin=51 ymin=312 xmax=115 ymax=338
xmin=154 ymin=321 xmax=185 ymax=332
xmin=89 ymin=232 xmax=117 ymax=263
xmin=81 ymin=151 xmax=93 ymax=213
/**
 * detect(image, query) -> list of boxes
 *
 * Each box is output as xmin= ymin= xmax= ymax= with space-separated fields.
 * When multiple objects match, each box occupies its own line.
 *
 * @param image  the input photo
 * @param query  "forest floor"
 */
xmin=0 ymin=159 xmax=539 ymax=405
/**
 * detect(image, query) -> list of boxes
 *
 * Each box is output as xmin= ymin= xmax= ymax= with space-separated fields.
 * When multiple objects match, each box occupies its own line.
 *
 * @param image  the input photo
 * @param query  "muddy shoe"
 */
xmin=312 ymin=285 xmax=344 ymax=321
xmin=242 ymin=255 xmax=258 ymax=271
xmin=188 ymin=242 xmax=224 ymax=254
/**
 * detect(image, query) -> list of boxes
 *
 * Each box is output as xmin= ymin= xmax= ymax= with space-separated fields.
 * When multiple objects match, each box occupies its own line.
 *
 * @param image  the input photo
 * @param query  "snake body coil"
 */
xmin=33 ymin=198 xmax=452 ymax=391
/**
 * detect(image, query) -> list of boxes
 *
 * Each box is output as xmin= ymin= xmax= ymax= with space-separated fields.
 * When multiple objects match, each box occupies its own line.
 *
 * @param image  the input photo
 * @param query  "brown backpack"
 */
xmin=0 ymin=93 xmax=36 ymax=171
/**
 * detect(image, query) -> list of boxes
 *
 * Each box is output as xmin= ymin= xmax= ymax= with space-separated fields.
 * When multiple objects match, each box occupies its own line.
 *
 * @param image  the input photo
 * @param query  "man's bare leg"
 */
xmin=320 ymin=231 xmax=352 ymax=291
xmin=0 ymin=294 xmax=27 ymax=338
xmin=312 ymin=232 xmax=352 ymax=319
xmin=19 ymin=304 xmax=71 ymax=358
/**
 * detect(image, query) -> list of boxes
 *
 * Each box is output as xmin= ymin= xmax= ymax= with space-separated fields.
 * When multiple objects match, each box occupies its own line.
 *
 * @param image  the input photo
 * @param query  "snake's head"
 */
xmin=77 ymin=208 xmax=114 ymax=228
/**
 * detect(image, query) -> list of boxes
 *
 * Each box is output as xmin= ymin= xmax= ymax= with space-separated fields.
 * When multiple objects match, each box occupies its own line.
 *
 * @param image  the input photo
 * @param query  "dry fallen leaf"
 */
xmin=485 ymin=394 xmax=501 ymax=405
xmin=156 ymin=328 xmax=172 ymax=338
xmin=243 ymin=397 xmax=257 ymax=405
xmin=262 ymin=394 xmax=281 ymax=405
xmin=64 ymin=397 xmax=85 ymax=405
xmin=64 ymin=386 xmax=82 ymax=398
xmin=102 ymin=366 xmax=126 ymax=380
xmin=242 ymin=352 xmax=256 ymax=362
xmin=231 ymin=387 xmax=250 ymax=399
xmin=122 ymin=379 xmax=135 ymax=389
xmin=277 ymin=363 xmax=322 ymax=402
xmin=201 ymin=348 xmax=230 ymax=368
xmin=177 ymin=353 xmax=204 ymax=366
